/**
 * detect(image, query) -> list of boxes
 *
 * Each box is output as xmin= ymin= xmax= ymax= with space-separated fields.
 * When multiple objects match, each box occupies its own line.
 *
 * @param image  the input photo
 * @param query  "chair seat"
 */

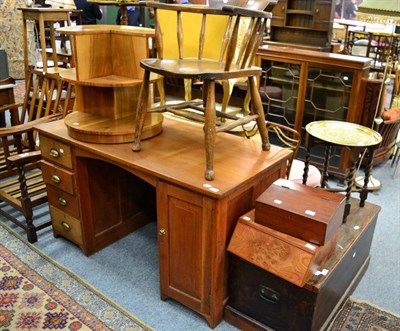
xmin=141 ymin=58 xmax=262 ymax=80
xmin=260 ymin=85 xmax=282 ymax=100
xmin=289 ymin=159 xmax=321 ymax=188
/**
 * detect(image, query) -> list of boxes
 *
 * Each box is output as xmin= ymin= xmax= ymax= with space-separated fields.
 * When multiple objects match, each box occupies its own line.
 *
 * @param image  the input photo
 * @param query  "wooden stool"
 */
xmin=19 ymin=7 xmax=73 ymax=78
xmin=303 ymin=120 xmax=382 ymax=220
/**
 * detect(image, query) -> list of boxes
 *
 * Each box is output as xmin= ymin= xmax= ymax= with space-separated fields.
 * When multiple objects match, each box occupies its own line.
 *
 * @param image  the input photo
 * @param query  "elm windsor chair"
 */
xmin=132 ymin=1 xmax=272 ymax=181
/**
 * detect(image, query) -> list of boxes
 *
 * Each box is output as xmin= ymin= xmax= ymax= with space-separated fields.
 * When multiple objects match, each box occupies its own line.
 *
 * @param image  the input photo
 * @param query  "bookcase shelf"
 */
xmin=269 ymin=0 xmax=335 ymax=51
xmin=57 ymin=25 xmax=163 ymax=144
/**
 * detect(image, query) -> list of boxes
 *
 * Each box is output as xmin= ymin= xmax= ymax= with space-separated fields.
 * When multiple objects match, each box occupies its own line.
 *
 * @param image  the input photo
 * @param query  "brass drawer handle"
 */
xmin=51 ymin=175 xmax=61 ymax=184
xmin=61 ymin=221 xmax=71 ymax=232
xmin=315 ymin=8 xmax=320 ymax=14
xmin=159 ymin=228 xmax=167 ymax=236
xmin=58 ymin=197 xmax=67 ymax=206
xmin=281 ymin=6 xmax=285 ymax=11
xmin=50 ymin=148 xmax=60 ymax=159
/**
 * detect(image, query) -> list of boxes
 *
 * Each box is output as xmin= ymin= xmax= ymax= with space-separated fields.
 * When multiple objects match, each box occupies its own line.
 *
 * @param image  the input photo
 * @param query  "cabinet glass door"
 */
xmin=261 ymin=59 xmax=355 ymax=169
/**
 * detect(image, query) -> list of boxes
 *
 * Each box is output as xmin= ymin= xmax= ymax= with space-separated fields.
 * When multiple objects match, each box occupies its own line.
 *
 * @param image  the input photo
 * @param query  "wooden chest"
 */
xmin=227 ymin=210 xmax=337 ymax=287
xmin=255 ymin=179 xmax=345 ymax=245
xmin=225 ymin=201 xmax=380 ymax=331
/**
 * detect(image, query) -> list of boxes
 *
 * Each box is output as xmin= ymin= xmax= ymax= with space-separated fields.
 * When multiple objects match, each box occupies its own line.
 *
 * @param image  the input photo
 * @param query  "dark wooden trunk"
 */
xmin=225 ymin=200 xmax=380 ymax=331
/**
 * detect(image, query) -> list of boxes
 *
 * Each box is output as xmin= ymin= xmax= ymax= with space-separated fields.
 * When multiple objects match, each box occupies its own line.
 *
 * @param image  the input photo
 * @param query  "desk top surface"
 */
xmin=35 ymin=117 xmax=291 ymax=198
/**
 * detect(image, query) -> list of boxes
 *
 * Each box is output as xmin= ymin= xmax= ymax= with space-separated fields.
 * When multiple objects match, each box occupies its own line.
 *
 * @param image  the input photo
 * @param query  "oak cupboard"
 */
xmin=269 ymin=0 xmax=336 ymax=51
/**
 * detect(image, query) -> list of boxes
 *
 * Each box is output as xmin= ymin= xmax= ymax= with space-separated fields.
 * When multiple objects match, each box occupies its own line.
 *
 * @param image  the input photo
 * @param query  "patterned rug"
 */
xmin=329 ymin=297 xmax=400 ymax=331
xmin=0 ymin=222 xmax=154 ymax=331
xmin=1 ymin=222 xmax=399 ymax=331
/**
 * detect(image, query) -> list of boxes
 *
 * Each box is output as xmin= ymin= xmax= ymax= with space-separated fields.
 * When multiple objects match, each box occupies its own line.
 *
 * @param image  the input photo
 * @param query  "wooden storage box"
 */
xmin=225 ymin=201 xmax=380 ymax=331
xmin=227 ymin=210 xmax=337 ymax=287
xmin=255 ymin=178 xmax=345 ymax=245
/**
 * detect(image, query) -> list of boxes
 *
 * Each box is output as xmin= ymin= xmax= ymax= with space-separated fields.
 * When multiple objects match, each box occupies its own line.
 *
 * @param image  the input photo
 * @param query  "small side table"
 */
xmin=18 ymin=7 xmax=73 ymax=78
xmin=303 ymin=120 xmax=382 ymax=220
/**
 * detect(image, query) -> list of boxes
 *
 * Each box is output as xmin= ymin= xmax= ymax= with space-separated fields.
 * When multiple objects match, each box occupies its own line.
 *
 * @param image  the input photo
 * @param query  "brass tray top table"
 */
xmin=303 ymin=120 xmax=382 ymax=219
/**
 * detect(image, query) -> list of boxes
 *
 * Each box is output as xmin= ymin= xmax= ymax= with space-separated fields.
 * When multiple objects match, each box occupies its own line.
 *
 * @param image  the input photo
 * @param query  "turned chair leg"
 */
xmin=249 ymin=76 xmax=270 ymax=151
xmin=156 ymin=77 xmax=166 ymax=106
xmin=132 ymin=70 xmax=151 ymax=152
xmin=243 ymin=89 xmax=251 ymax=115
xmin=204 ymin=80 xmax=217 ymax=181
xmin=17 ymin=164 xmax=38 ymax=243
xmin=220 ymin=80 xmax=235 ymax=120
xmin=184 ymin=79 xmax=192 ymax=102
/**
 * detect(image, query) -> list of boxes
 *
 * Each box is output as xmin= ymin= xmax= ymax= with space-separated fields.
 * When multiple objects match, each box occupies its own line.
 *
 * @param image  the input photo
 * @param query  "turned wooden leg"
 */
xmin=344 ymin=161 xmax=357 ymax=221
xmin=156 ymin=77 xmax=166 ymax=106
xmin=17 ymin=164 xmax=38 ymax=243
xmin=360 ymin=147 xmax=373 ymax=207
xmin=243 ymin=88 xmax=251 ymax=115
xmin=302 ymin=135 xmax=312 ymax=185
xmin=248 ymin=76 xmax=270 ymax=151
xmin=184 ymin=78 xmax=192 ymax=102
xmin=132 ymin=70 xmax=151 ymax=152
xmin=220 ymin=79 xmax=235 ymax=120
xmin=321 ymin=144 xmax=332 ymax=189
xmin=204 ymin=80 xmax=216 ymax=181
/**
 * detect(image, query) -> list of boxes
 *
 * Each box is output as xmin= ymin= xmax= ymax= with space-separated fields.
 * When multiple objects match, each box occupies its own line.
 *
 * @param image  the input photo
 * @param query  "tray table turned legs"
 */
xmin=303 ymin=135 xmax=378 ymax=221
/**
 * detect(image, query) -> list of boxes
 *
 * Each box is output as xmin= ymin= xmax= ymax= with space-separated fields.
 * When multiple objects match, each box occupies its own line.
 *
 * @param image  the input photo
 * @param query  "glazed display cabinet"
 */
xmin=256 ymin=45 xmax=372 ymax=177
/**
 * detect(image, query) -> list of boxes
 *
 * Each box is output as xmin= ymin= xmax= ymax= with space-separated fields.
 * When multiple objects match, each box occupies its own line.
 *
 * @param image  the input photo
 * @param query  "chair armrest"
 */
xmin=0 ymin=102 xmax=22 ymax=114
xmin=0 ymin=114 xmax=61 ymax=137
xmin=7 ymin=150 xmax=42 ymax=167
xmin=0 ymin=102 xmax=22 ymax=126
xmin=0 ymin=76 xmax=16 ymax=86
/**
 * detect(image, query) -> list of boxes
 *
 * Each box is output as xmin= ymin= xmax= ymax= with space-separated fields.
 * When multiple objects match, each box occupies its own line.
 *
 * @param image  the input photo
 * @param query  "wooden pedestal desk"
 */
xmin=35 ymin=117 xmax=291 ymax=328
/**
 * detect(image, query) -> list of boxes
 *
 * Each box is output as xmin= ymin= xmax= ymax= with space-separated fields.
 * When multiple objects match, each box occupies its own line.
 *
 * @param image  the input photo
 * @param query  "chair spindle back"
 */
xmin=148 ymin=2 xmax=271 ymax=71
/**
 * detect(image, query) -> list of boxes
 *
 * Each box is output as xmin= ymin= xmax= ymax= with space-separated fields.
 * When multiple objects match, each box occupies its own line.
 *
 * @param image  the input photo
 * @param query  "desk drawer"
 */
xmin=46 ymin=185 xmax=80 ymax=219
xmin=41 ymin=160 xmax=75 ymax=194
xmin=50 ymin=206 xmax=83 ymax=246
xmin=40 ymin=136 xmax=73 ymax=169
